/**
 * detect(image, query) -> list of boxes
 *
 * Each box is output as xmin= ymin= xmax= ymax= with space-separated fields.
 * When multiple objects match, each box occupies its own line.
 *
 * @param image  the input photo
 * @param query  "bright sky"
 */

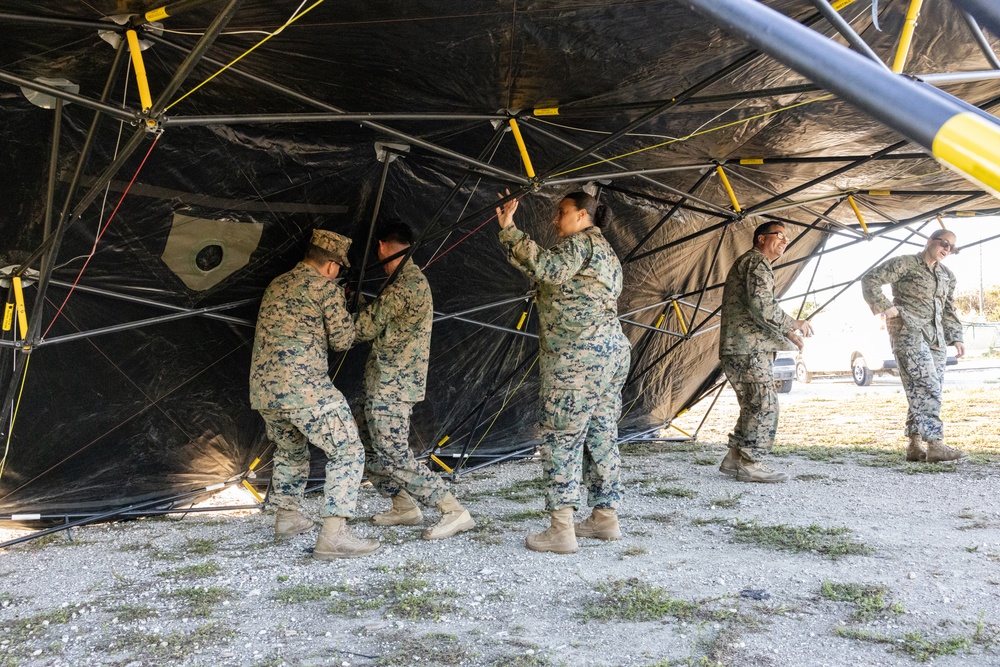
xmin=782 ymin=215 xmax=1000 ymax=316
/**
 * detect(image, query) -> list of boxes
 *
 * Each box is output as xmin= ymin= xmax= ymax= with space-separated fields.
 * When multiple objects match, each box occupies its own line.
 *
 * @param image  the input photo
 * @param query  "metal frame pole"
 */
xmin=161 ymin=112 xmax=508 ymax=126
xmin=42 ymin=100 xmax=63 ymax=240
xmin=622 ymin=169 xmax=716 ymax=263
xmin=807 ymin=0 xmax=887 ymax=66
xmin=957 ymin=9 xmax=1000 ymax=70
xmin=145 ymin=34 xmax=528 ymax=185
xmin=0 ymin=71 xmax=137 ymax=123
xmin=683 ymin=0 xmax=1000 ymax=196
xmin=952 ymin=0 xmax=1000 ymax=40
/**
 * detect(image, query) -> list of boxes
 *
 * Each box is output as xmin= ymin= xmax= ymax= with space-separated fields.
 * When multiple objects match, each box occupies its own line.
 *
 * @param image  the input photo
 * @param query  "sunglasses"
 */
xmin=934 ymin=238 xmax=956 ymax=252
xmin=761 ymin=231 xmax=789 ymax=241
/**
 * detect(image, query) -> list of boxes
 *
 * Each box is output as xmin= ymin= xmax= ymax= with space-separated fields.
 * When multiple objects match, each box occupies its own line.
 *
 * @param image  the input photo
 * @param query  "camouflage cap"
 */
xmin=310 ymin=229 xmax=351 ymax=268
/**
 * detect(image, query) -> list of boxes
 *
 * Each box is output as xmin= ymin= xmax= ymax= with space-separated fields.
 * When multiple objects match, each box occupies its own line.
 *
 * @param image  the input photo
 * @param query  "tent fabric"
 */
xmin=0 ymin=1 xmax=996 ymax=515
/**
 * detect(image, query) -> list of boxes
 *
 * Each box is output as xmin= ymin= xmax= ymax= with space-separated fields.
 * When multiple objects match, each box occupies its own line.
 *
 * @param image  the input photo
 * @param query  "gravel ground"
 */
xmin=1 ymin=371 xmax=999 ymax=667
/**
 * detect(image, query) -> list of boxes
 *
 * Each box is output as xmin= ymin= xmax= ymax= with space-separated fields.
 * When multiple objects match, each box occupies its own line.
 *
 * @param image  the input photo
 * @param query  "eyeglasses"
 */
xmin=934 ymin=239 xmax=955 ymax=252
xmin=761 ymin=231 xmax=789 ymax=241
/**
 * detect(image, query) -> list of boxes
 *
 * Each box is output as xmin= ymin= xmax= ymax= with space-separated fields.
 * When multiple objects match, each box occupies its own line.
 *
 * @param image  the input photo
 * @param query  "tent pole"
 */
xmin=147 ymin=0 xmax=245 ymax=116
xmin=795 ymin=241 xmax=825 ymax=318
xmin=691 ymin=381 xmax=727 ymax=440
xmin=434 ymin=293 xmax=535 ymax=323
xmin=689 ymin=224 xmax=731 ymax=333
xmin=623 ymin=170 xmax=715 ymax=263
xmin=600 ymin=184 xmax=732 ymax=221
xmin=37 ymin=299 xmax=257 ymax=346
xmin=144 ymin=34 xmax=529 ymax=185
xmin=957 ymin=9 xmax=1000 ymax=70
xmin=807 ymin=0 xmax=887 ymax=66
xmin=0 ymin=11 xmax=116 ymax=31
xmin=42 ymin=99 xmax=63 ymax=241
xmin=0 ymin=71 xmax=137 ymax=123
xmin=684 ymin=0 xmax=1000 ymax=197
xmin=544 ymin=163 xmax=712 ymax=186
xmin=47 ymin=280 xmax=253 ymax=327
xmin=162 ymin=112 xmax=508 ymax=126
xmin=351 ymin=154 xmax=395 ymax=311
xmin=520 ymin=119 xmax=733 ymax=215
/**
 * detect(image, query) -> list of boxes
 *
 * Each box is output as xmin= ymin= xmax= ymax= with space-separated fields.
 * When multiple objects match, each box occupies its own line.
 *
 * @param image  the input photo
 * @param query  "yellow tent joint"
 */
xmin=867 ymin=190 xmax=890 ymax=196
xmin=516 ymin=311 xmax=528 ymax=330
xmin=654 ymin=312 xmax=666 ymax=329
xmin=248 ymin=457 xmax=261 ymax=471
xmin=429 ymin=454 xmax=453 ymax=473
xmin=892 ymin=0 xmax=924 ymax=73
xmin=739 ymin=158 xmax=764 ymax=165
xmin=533 ymin=107 xmax=559 ymax=116
xmin=954 ymin=211 xmax=976 ymax=217
xmin=676 ymin=408 xmax=689 ymax=417
xmin=669 ymin=423 xmax=693 ymax=438
xmin=437 ymin=435 xmax=450 ymax=447
xmin=2 ymin=302 xmax=12 ymax=332
xmin=126 ymin=30 xmax=154 ymax=112
xmin=846 ymin=195 xmax=869 ymax=234
xmin=931 ymin=112 xmax=1000 ymax=198
xmin=715 ymin=166 xmax=742 ymax=212
xmin=831 ymin=0 xmax=857 ymax=9
xmin=671 ymin=300 xmax=688 ymax=336
xmin=145 ymin=7 xmax=170 ymax=22
xmin=508 ymin=118 xmax=536 ymax=179
xmin=12 ymin=277 xmax=28 ymax=340
xmin=241 ymin=479 xmax=264 ymax=503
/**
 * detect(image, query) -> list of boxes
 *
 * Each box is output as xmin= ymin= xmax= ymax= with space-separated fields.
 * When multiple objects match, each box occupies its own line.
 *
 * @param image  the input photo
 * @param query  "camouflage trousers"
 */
xmin=539 ymin=342 xmax=630 ymax=512
xmin=356 ymin=398 xmax=449 ymax=507
xmin=259 ymin=401 xmax=364 ymax=518
xmin=720 ymin=352 xmax=778 ymax=462
xmin=890 ymin=331 xmax=946 ymax=441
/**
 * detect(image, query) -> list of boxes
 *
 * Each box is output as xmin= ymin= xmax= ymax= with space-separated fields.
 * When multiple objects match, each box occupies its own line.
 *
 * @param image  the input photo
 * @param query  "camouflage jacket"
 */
xmin=719 ymin=248 xmax=796 ymax=357
xmin=354 ymin=259 xmax=433 ymax=403
xmin=249 ymin=262 xmax=355 ymax=410
xmin=861 ymin=253 xmax=963 ymax=348
xmin=499 ymin=224 xmax=630 ymax=389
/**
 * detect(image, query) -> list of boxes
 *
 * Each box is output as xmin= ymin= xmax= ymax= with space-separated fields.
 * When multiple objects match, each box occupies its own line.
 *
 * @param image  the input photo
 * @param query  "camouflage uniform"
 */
xmin=250 ymin=262 xmax=363 ymax=518
xmin=719 ymin=248 xmax=796 ymax=461
xmin=354 ymin=259 xmax=449 ymax=506
xmin=499 ymin=224 xmax=631 ymax=512
xmin=861 ymin=254 xmax=963 ymax=441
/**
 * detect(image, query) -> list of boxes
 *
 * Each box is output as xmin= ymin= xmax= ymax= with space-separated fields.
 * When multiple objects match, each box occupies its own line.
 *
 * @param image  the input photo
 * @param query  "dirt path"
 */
xmin=1 ymin=381 xmax=999 ymax=667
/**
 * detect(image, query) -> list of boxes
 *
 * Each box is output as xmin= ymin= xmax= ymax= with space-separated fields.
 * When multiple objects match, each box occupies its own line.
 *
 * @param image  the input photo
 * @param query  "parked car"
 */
xmin=796 ymin=312 xmax=956 ymax=386
xmin=774 ymin=350 xmax=796 ymax=393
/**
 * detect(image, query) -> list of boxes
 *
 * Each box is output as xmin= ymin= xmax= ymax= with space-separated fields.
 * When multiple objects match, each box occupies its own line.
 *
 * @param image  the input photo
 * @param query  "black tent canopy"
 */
xmin=0 ymin=0 xmax=997 ymax=523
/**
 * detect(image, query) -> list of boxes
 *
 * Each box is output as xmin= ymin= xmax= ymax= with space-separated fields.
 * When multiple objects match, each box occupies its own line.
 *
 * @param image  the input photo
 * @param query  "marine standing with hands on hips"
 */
xmin=861 ymin=228 xmax=966 ymax=464
xmin=718 ymin=221 xmax=814 ymax=484
xmin=495 ymin=190 xmax=631 ymax=555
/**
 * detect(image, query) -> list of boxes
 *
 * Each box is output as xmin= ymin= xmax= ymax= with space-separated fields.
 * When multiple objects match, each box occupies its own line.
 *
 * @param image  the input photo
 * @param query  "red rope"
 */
xmin=423 ymin=196 xmax=522 ymax=270
xmin=43 ymin=134 xmax=161 ymax=339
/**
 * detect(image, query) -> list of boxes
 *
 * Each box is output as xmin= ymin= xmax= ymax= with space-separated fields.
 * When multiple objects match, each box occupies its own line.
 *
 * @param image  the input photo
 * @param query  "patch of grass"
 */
xmin=692 ymin=456 xmax=718 ymax=466
xmin=772 ymin=445 xmax=843 ymax=461
xmin=691 ymin=517 xmax=727 ymax=526
xmin=819 ymin=581 xmax=904 ymax=621
xmin=502 ymin=509 xmax=549 ymax=523
xmin=469 ymin=478 xmax=547 ymax=502
xmin=711 ymin=494 xmax=742 ymax=509
xmin=580 ymin=578 xmax=700 ymax=622
xmin=644 ymin=512 xmax=681 ymax=525
xmin=108 ymin=604 xmax=159 ymax=622
xmin=375 ymin=632 xmax=468 ymax=666
xmin=157 ymin=561 xmax=221 ymax=580
xmin=270 ymin=583 xmax=350 ymax=604
xmin=795 ymin=473 xmax=828 ymax=481
xmin=165 ymin=587 xmax=231 ymax=617
xmin=385 ymin=559 xmax=437 ymax=577
xmin=108 ymin=623 xmax=236 ymax=662
xmin=488 ymin=654 xmax=552 ymax=667
xmin=622 ymin=546 xmax=647 ymax=558
xmin=733 ymin=521 xmax=873 ymax=560
xmin=652 ymin=486 xmax=698 ymax=499
xmin=327 ymin=597 xmax=381 ymax=616
xmin=469 ymin=516 xmax=504 ymax=546
xmin=7 ymin=609 xmax=73 ymax=639
xmin=183 ymin=538 xmax=217 ymax=555
xmin=903 ymin=463 xmax=959 ymax=475
xmin=836 ymin=627 xmax=972 ymax=662
xmin=276 ymin=575 xmax=289 ymax=582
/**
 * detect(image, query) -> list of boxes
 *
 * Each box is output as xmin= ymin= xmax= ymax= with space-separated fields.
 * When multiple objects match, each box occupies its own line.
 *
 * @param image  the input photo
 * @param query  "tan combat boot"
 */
xmin=371 ymin=490 xmax=423 ymax=526
xmin=274 ymin=508 xmax=314 ymax=538
xmin=525 ymin=507 xmax=579 ymax=554
xmin=313 ymin=517 xmax=380 ymax=560
xmin=718 ymin=448 xmax=741 ymax=477
xmin=735 ymin=459 xmax=788 ymax=484
xmin=925 ymin=440 xmax=966 ymax=463
xmin=905 ymin=434 xmax=927 ymax=462
xmin=421 ymin=492 xmax=475 ymax=540
xmin=575 ymin=507 xmax=621 ymax=541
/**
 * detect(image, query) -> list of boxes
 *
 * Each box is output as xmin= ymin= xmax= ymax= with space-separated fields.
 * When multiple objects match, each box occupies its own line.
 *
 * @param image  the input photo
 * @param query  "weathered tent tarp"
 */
xmin=0 ymin=1 xmax=997 ymax=517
